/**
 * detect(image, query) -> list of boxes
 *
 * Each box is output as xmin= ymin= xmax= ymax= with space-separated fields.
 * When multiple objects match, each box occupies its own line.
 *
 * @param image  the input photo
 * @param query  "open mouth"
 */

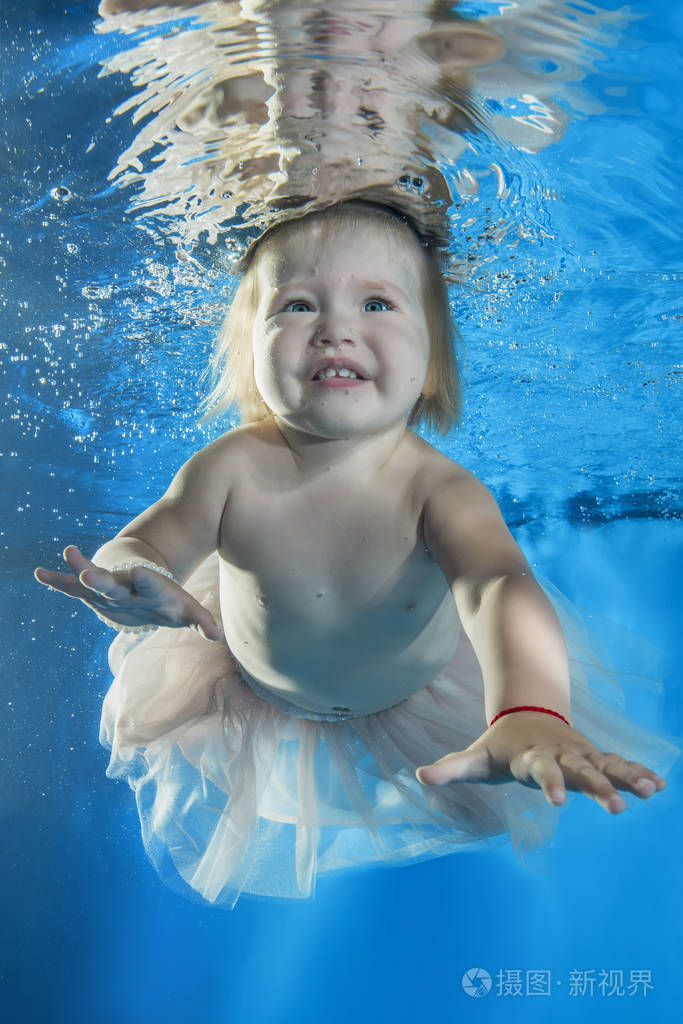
xmin=311 ymin=366 xmax=366 ymax=381
xmin=308 ymin=358 xmax=370 ymax=382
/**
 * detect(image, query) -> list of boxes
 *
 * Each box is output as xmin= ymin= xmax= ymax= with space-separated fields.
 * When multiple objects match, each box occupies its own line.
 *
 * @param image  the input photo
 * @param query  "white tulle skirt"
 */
xmin=99 ymin=552 xmax=681 ymax=908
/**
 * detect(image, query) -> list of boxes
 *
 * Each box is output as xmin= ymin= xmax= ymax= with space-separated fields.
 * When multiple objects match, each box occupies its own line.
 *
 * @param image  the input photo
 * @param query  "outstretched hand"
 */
xmin=34 ymin=545 xmax=224 ymax=641
xmin=415 ymin=710 xmax=666 ymax=814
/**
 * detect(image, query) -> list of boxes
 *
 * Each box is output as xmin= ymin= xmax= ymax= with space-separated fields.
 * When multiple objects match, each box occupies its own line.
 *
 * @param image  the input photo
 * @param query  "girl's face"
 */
xmin=251 ymin=220 xmax=431 ymax=440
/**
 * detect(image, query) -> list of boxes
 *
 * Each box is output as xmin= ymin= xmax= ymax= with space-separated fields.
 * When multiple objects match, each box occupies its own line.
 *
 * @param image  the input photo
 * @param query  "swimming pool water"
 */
xmin=1 ymin=2 xmax=681 ymax=1022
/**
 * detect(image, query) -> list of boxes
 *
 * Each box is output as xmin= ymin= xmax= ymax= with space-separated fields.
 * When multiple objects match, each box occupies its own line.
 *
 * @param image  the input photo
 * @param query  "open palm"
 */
xmin=35 ymin=545 xmax=223 ymax=641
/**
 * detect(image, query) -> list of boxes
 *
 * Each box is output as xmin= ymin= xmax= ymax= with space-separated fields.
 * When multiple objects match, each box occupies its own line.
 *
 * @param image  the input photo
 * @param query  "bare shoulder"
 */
xmin=407 ymin=431 xmax=494 ymax=512
xmin=178 ymin=421 xmax=271 ymax=477
xmin=195 ymin=421 xmax=264 ymax=458
xmin=113 ymin=423 xmax=276 ymax=577
xmin=408 ymin=433 xmax=528 ymax=591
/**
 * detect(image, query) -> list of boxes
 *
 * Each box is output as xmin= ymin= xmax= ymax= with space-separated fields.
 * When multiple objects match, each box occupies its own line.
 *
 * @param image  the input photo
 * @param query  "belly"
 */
xmin=217 ymin=555 xmax=462 ymax=716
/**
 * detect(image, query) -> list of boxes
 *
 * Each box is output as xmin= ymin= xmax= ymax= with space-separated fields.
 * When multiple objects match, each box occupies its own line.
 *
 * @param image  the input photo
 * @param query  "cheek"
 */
xmin=253 ymin=326 xmax=278 ymax=372
xmin=251 ymin=331 xmax=267 ymax=386
xmin=388 ymin=330 xmax=431 ymax=379
xmin=253 ymin=329 xmax=297 ymax=397
xmin=252 ymin=333 xmax=278 ymax=398
xmin=402 ymin=344 xmax=431 ymax=397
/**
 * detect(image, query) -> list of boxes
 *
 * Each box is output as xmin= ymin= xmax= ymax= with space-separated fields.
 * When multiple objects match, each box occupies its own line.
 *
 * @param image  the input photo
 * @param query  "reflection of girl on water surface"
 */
xmin=35 ymin=3 xmax=679 ymax=906
xmin=96 ymin=0 xmax=574 ymax=243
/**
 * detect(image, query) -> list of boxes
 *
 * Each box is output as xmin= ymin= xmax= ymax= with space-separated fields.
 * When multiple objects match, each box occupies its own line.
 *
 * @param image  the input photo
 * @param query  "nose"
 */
xmin=311 ymin=314 xmax=356 ymax=349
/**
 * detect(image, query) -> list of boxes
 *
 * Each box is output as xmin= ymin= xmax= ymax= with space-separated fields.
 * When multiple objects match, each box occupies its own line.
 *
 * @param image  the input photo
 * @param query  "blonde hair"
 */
xmin=199 ymin=201 xmax=463 ymax=435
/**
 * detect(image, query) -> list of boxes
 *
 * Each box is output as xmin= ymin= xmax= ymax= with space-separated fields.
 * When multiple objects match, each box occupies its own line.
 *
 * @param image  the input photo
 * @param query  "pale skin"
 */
xmin=35 ymin=217 xmax=665 ymax=815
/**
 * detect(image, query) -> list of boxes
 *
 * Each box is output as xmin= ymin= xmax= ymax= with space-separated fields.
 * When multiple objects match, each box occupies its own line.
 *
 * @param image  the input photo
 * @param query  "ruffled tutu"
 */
xmin=100 ymin=552 xmax=681 ymax=908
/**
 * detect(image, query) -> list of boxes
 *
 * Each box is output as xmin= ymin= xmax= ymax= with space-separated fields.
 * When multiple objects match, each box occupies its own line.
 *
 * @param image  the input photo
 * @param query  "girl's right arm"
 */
xmin=34 ymin=435 xmax=236 ymax=640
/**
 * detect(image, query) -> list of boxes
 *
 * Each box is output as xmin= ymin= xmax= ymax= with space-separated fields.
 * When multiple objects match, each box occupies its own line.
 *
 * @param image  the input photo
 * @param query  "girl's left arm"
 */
xmin=416 ymin=468 xmax=666 ymax=813
xmin=423 ymin=469 xmax=570 ymax=727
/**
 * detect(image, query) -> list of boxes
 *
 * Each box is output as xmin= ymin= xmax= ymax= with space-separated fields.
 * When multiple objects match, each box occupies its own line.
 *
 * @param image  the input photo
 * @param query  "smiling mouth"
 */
xmin=311 ymin=367 xmax=366 ymax=381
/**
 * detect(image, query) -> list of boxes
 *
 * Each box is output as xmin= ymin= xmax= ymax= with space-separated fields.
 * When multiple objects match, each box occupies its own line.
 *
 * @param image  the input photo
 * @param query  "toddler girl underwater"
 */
xmin=35 ymin=200 xmax=680 ymax=907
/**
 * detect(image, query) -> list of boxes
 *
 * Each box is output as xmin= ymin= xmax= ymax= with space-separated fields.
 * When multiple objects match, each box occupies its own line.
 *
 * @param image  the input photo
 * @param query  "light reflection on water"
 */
xmin=95 ymin=0 xmax=618 ymax=252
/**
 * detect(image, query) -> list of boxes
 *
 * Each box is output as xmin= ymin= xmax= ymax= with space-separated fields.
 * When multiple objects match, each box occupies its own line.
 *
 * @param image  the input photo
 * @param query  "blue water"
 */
xmin=2 ymin=1 xmax=682 ymax=1022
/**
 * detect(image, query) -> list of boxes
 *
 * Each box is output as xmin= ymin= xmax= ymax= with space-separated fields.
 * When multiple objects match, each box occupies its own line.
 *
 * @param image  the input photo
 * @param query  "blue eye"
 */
xmin=364 ymin=298 xmax=392 ymax=312
xmin=285 ymin=300 xmax=312 ymax=313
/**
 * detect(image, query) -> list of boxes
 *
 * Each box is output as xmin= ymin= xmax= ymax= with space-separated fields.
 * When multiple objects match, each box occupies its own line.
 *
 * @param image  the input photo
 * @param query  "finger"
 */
xmin=34 ymin=566 xmax=93 ymax=599
xmin=126 ymin=565 xmax=170 ymax=598
xmin=195 ymin=613 xmax=224 ymax=642
xmin=415 ymin=747 xmax=489 ymax=786
xmin=78 ymin=567 xmax=133 ymax=601
xmin=587 ymin=752 xmax=665 ymax=799
xmin=35 ymin=566 xmax=64 ymax=587
xmin=62 ymin=547 xmax=126 ymax=598
xmin=182 ymin=598 xmax=224 ymax=642
xmin=514 ymin=751 xmax=568 ymax=806
xmin=82 ymin=563 xmax=176 ymax=605
xmin=556 ymin=752 xmax=627 ymax=813
xmin=63 ymin=545 xmax=96 ymax=575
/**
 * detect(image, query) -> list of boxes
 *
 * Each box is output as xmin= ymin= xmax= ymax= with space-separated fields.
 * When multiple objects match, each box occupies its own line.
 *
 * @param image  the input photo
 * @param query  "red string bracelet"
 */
xmin=489 ymin=705 xmax=572 ymax=728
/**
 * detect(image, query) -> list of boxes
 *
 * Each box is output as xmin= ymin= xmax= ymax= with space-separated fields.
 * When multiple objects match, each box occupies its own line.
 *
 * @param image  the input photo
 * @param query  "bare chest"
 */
xmin=213 ymin=433 xmax=461 ymax=714
xmin=220 ymin=476 xmax=427 ymax=608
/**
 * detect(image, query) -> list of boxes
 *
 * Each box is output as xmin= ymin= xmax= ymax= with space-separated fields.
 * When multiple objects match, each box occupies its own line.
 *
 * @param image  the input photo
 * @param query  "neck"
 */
xmin=272 ymin=417 xmax=410 ymax=480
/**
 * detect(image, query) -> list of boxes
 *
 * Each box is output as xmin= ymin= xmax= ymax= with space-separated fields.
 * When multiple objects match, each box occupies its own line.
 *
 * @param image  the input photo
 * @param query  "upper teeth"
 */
xmin=316 ymin=367 xmax=360 ymax=379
